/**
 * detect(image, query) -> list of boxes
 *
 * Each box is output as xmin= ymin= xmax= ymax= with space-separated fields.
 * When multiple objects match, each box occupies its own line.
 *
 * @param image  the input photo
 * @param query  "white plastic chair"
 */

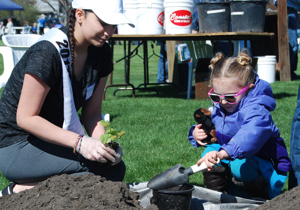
xmin=184 ymin=40 xmax=240 ymax=99
xmin=0 ymin=47 xmax=14 ymax=89
xmin=2 ymin=34 xmax=42 ymax=66
xmin=0 ymin=34 xmax=42 ymax=89
xmin=185 ymin=40 xmax=214 ymax=99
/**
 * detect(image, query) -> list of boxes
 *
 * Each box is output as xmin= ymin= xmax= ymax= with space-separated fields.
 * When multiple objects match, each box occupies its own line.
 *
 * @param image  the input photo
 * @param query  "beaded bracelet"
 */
xmin=73 ymin=135 xmax=83 ymax=154
xmin=77 ymin=136 xmax=83 ymax=153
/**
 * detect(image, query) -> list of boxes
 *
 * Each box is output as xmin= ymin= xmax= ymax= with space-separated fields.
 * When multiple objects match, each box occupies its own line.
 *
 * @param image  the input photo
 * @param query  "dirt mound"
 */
xmin=253 ymin=184 xmax=300 ymax=210
xmin=0 ymin=173 xmax=158 ymax=210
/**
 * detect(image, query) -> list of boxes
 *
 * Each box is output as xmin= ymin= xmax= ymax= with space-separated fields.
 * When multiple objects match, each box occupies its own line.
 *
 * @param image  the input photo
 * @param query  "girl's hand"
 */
xmin=79 ymin=136 xmax=117 ymax=164
xmin=197 ymin=151 xmax=226 ymax=171
xmin=193 ymin=124 xmax=208 ymax=146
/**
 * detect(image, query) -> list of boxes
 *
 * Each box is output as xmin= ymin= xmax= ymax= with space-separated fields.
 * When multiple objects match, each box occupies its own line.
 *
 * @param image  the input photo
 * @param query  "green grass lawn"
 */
xmin=0 ymin=40 xmax=299 ymax=195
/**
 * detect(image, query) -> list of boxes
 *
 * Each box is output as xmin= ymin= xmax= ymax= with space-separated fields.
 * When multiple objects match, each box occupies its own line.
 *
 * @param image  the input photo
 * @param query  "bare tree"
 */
xmin=41 ymin=0 xmax=71 ymax=26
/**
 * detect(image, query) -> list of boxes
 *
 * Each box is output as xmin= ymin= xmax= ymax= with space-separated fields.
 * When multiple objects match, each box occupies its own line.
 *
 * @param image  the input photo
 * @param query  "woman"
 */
xmin=0 ymin=0 xmax=134 ymax=196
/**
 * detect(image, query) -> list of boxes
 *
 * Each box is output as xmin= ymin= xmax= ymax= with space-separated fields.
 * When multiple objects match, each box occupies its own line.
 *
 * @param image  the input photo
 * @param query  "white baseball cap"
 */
xmin=72 ymin=0 xmax=134 ymax=28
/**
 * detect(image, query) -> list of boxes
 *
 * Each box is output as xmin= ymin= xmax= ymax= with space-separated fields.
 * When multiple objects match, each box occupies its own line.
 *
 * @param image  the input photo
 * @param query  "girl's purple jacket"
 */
xmin=188 ymin=75 xmax=292 ymax=173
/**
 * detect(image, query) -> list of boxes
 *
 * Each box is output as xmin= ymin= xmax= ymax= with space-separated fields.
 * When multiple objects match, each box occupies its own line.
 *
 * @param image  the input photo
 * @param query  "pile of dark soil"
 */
xmin=0 ymin=173 xmax=158 ymax=210
xmin=253 ymin=184 xmax=300 ymax=210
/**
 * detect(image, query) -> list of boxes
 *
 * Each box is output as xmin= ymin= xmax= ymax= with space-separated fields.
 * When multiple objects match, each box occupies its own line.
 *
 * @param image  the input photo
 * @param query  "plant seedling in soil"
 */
xmin=99 ymin=120 xmax=125 ymax=166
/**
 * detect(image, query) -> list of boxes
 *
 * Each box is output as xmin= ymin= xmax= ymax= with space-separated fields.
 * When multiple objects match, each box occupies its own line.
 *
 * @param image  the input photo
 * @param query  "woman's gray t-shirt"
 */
xmin=0 ymin=27 xmax=113 ymax=148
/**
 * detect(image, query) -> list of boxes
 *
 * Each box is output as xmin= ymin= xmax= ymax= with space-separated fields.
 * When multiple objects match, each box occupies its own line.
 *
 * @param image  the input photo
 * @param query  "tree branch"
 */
xmin=41 ymin=0 xmax=58 ymax=14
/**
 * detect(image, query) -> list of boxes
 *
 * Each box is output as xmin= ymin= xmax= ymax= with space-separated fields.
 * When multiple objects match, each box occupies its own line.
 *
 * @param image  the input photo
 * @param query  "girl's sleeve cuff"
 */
xmin=220 ymin=140 xmax=241 ymax=160
xmin=188 ymin=125 xmax=201 ymax=148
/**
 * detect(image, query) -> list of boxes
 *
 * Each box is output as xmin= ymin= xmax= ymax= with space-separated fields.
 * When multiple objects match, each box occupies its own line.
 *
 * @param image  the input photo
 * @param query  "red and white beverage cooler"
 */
xmin=164 ymin=0 xmax=194 ymax=34
xmin=137 ymin=0 xmax=164 ymax=34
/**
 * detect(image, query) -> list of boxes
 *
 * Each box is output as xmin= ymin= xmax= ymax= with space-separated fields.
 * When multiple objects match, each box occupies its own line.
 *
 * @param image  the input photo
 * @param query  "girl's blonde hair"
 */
xmin=209 ymin=50 xmax=255 ymax=87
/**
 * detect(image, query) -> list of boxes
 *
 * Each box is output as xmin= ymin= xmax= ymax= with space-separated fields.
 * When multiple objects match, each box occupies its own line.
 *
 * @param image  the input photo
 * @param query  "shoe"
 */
xmin=291 ymin=72 xmax=300 ymax=80
xmin=232 ymin=176 xmax=269 ymax=200
xmin=0 ymin=183 xmax=15 ymax=197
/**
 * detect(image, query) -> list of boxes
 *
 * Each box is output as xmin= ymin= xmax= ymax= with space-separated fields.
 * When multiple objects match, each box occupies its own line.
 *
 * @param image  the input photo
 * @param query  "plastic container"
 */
xmin=196 ymin=1 xmax=231 ymax=33
xmin=118 ymin=0 xmax=138 ymax=35
xmin=101 ymin=114 xmax=110 ymax=122
xmin=164 ymin=0 xmax=194 ymax=34
xmin=2 ymin=34 xmax=42 ymax=66
xmin=136 ymin=0 xmax=164 ymax=34
xmin=230 ymin=0 xmax=268 ymax=32
xmin=0 ymin=46 xmax=14 ymax=88
xmin=254 ymin=55 xmax=276 ymax=83
xmin=151 ymin=184 xmax=194 ymax=210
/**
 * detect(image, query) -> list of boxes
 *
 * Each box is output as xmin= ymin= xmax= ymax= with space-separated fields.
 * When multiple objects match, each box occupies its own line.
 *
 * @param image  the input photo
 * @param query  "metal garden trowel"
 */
xmin=147 ymin=158 xmax=220 ymax=190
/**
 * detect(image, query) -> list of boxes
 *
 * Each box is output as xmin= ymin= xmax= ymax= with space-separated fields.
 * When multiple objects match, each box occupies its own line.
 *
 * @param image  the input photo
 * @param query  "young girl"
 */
xmin=0 ymin=0 xmax=134 ymax=196
xmin=31 ymin=22 xmax=37 ymax=34
xmin=37 ymin=14 xmax=45 ymax=35
xmin=188 ymin=51 xmax=292 ymax=199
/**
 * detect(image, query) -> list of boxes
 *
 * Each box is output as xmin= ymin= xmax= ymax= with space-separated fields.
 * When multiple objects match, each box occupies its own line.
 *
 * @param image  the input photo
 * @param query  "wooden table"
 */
xmin=105 ymin=32 xmax=274 ymax=99
xmin=111 ymin=32 xmax=273 ymax=41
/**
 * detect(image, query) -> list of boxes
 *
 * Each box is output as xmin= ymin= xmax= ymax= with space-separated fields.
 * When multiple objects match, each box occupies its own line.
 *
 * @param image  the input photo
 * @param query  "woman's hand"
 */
xmin=197 ymin=150 xmax=229 ymax=171
xmin=79 ymin=136 xmax=117 ymax=164
xmin=193 ymin=124 xmax=208 ymax=146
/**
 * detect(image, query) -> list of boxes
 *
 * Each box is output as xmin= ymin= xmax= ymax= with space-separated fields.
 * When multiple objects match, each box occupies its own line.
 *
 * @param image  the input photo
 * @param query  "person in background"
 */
xmin=23 ymin=21 xmax=31 ymax=34
xmin=5 ymin=18 xmax=13 ymax=35
xmin=31 ymin=22 xmax=37 ymax=34
xmin=189 ymin=51 xmax=292 ymax=200
xmin=297 ymin=12 xmax=300 ymax=51
xmin=157 ymin=41 xmax=168 ymax=83
xmin=192 ymin=0 xmax=199 ymax=34
xmin=0 ymin=0 xmax=134 ymax=197
xmin=37 ymin=14 xmax=46 ymax=35
xmin=0 ymin=21 xmax=4 ymax=38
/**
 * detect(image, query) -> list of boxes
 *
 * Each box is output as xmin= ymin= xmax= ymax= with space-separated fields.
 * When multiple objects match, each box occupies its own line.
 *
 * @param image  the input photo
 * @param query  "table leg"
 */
xmin=135 ymin=40 xmax=159 ymax=94
xmin=137 ymin=40 xmax=176 ymax=90
xmin=113 ymin=40 xmax=136 ymax=96
xmin=103 ymin=40 xmax=135 ymax=100
xmin=105 ymin=39 xmax=177 ymax=98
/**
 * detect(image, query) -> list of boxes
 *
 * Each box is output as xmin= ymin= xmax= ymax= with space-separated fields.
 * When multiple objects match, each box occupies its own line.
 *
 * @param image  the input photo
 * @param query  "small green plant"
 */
xmin=99 ymin=120 xmax=125 ymax=145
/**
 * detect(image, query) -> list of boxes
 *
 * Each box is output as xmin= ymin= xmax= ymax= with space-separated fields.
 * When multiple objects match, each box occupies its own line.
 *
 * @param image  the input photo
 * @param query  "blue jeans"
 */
xmin=288 ymin=7 xmax=298 ymax=72
xmin=157 ymin=41 xmax=168 ymax=83
xmin=290 ymin=84 xmax=300 ymax=186
xmin=297 ymin=29 xmax=300 ymax=51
